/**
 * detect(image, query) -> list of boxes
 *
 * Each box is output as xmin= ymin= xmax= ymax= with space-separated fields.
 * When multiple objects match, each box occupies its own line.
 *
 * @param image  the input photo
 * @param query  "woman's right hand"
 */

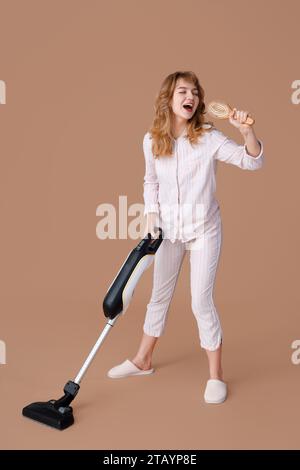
xmin=143 ymin=212 xmax=159 ymax=239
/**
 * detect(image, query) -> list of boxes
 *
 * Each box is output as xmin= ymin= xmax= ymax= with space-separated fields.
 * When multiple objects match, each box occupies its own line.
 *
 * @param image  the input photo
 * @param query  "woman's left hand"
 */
xmin=228 ymin=108 xmax=252 ymax=134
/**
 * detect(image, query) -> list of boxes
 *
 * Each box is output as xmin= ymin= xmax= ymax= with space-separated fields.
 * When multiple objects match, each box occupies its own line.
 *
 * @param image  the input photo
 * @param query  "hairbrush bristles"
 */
xmin=207 ymin=101 xmax=231 ymax=119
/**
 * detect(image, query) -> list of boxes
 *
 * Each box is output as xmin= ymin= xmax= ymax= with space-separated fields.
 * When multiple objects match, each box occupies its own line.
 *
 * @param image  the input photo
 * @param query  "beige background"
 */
xmin=0 ymin=0 xmax=299 ymax=450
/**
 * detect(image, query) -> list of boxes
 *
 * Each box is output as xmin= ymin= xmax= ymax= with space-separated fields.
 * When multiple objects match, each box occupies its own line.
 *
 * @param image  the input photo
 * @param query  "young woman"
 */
xmin=107 ymin=71 xmax=264 ymax=404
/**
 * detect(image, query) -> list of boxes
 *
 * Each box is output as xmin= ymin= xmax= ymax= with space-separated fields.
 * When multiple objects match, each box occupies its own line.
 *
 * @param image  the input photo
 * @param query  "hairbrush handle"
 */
xmin=243 ymin=116 xmax=255 ymax=126
xmin=229 ymin=105 xmax=255 ymax=126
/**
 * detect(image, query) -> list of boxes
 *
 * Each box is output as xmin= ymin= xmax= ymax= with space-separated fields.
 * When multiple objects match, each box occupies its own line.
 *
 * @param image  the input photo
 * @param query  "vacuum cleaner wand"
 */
xmin=22 ymin=228 xmax=163 ymax=430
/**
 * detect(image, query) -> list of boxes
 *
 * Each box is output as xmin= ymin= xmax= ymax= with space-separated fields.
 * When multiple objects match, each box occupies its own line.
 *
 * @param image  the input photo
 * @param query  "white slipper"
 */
xmin=204 ymin=379 xmax=227 ymax=404
xmin=107 ymin=359 xmax=154 ymax=379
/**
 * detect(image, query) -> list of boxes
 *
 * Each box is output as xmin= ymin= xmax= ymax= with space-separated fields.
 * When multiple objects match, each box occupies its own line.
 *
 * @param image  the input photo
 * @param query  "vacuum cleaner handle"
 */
xmin=103 ymin=228 xmax=163 ymax=319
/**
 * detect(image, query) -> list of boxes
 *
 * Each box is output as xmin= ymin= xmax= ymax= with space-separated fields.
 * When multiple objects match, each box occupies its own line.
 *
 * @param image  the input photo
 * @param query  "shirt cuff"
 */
xmin=244 ymin=139 xmax=264 ymax=159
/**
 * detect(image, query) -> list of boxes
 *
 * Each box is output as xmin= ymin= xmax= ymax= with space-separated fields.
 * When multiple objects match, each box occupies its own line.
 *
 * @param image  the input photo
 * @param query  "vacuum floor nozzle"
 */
xmin=22 ymin=401 xmax=74 ymax=430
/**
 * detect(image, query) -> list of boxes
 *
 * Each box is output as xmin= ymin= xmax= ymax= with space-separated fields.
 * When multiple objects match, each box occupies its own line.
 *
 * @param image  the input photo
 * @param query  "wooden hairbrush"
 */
xmin=207 ymin=101 xmax=255 ymax=125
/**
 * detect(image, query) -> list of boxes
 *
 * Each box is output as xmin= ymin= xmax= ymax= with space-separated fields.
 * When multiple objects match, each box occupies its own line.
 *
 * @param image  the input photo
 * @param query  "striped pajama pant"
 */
xmin=143 ymin=218 xmax=223 ymax=351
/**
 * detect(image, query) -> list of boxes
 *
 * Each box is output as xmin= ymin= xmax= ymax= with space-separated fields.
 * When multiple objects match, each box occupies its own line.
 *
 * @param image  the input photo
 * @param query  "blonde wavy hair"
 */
xmin=148 ymin=71 xmax=213 ymax=158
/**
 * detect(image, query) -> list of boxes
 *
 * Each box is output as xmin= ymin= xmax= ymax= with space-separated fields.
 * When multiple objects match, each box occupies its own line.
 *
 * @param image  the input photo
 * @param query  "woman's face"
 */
xmin=170 ymin=78 xmax=200 ymax=121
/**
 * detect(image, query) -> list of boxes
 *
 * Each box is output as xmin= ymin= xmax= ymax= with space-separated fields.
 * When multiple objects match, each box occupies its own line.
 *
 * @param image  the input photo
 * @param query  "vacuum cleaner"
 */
xmin=22 ymin=228 xmax=163 ymax=430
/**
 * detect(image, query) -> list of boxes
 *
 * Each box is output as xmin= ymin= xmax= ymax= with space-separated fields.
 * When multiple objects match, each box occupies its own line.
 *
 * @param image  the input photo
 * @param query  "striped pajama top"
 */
xmin=142 ymin=124 xmax=264 ymax=242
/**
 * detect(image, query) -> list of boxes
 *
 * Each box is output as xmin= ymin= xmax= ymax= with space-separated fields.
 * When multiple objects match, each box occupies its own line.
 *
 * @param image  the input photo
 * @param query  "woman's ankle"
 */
xmin=209 ymin=369 xmax=223 ymax=381
xmin=132 ymin=355 xmax=152 ymax=370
